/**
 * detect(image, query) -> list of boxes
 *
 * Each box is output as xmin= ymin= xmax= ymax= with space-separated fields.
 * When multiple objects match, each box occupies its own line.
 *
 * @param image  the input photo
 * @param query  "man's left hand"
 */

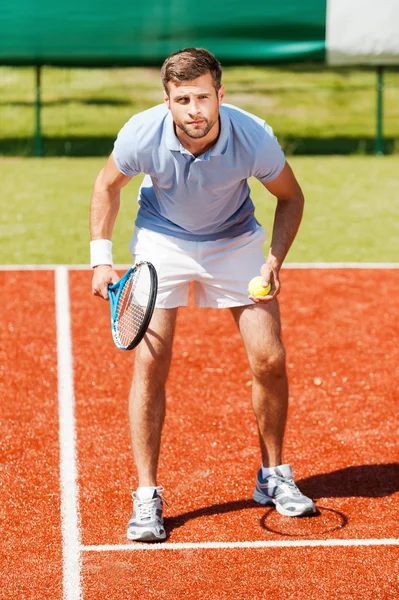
xmin=248 ymin=262 xmax=281 ymax=303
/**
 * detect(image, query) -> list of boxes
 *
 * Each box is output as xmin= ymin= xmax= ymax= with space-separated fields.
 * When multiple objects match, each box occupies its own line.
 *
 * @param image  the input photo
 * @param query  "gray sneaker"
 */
xmin=127 ymin=486 xmax=167 ymax=542
xmin=253 ymin=464 xmax=316 ymax=517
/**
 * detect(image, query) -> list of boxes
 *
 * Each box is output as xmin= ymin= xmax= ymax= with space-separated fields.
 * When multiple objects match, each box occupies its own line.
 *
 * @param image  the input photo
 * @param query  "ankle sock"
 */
xmin=136 ymin=486 xmax=156 ymax=501
xmin=261 ymin=465 xmax=282 ymax=478
xmin=261 ymin=464 xmax=293 ymax=479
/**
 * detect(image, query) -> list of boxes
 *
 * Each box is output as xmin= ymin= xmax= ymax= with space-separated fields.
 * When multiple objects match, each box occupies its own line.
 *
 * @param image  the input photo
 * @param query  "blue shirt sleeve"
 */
xmin=112 ymin=117 xmax=142 ymax=177
xmin=252 ymin=125 xmax=286 ymax=183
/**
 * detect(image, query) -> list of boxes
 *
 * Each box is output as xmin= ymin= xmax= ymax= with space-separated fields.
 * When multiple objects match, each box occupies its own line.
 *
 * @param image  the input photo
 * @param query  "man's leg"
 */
xmin=230 ymin=301 xmax=315 ymax=517
xmin=129 ymin=307 xmax=177 ymax=487
xmin=230 ymin=300 xmax=287 ymax=467
xmin=127 ymin=307 xmax=177 ymax=541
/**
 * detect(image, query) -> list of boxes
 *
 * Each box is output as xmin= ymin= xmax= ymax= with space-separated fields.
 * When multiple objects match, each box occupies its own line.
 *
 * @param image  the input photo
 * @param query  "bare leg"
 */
xmin=230 ymin=301 xmax=288 ymax=467
xmin=129 ymin=307 xmax=177 ymax=487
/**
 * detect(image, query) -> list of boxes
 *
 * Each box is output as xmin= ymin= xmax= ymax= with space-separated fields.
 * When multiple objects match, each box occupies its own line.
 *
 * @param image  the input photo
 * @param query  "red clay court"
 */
xmin=1 ymin=266 xmax=398 ymax=599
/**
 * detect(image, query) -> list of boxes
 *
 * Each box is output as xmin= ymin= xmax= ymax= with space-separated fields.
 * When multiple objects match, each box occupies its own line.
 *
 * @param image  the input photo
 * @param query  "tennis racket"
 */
xmin=108 ymin=261 xmax=158 ymax=350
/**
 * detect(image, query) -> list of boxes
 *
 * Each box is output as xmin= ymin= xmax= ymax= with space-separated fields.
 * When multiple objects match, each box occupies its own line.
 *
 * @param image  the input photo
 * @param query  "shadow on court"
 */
xmin=165 ymin=499 xmax=259 ymax=533
xmin=297 ymin=463 xmax=399 ymax=499
xmin=165 ymin=463 xmax=398 ymax=534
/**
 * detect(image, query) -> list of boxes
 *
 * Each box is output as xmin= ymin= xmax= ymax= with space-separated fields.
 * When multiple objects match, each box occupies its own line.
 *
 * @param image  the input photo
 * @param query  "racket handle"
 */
xmin=108 ymin=267 xmax=133 ymax=312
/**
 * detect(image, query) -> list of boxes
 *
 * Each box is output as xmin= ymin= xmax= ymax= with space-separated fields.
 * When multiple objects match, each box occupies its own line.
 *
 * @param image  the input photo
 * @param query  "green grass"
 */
xmin=1 ymin=156 xmax=398 ymax=264
xmin=1 ymin=66 xmax=397 ymax=263
xmin=1 ymin=65 xmax=399 ymax=156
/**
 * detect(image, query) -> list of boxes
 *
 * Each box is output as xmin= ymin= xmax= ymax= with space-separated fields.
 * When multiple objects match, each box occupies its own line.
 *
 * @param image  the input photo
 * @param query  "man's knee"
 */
xmin=135 ymin=342 xmax=173 ymax=382
xmin=250 ymin=346 xmax=287 ymax=382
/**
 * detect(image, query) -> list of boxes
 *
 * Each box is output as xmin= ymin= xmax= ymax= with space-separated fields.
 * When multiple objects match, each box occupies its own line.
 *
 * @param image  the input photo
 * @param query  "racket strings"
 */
xmin=116 ymin=271 xmax=147 ymax=347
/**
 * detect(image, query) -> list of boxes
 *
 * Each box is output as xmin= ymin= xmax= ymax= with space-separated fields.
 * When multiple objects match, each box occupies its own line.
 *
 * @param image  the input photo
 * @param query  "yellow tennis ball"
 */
xmin=248 ymin=276 xmax=271 ymax=296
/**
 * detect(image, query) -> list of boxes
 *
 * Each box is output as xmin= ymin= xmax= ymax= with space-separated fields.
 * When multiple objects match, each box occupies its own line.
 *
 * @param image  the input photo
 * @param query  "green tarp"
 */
xmin=0 ymin=0 xmax=326 ymax=65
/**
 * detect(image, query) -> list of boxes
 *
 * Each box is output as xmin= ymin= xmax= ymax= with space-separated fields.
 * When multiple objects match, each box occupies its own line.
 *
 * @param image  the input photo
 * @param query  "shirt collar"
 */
xmin=164 ymin=106 xmax=231 ymax=157
xmin=164 ymin=111 xmax=181 ymax=151
xmin=209 ymin=107 xmax=230 ymax=156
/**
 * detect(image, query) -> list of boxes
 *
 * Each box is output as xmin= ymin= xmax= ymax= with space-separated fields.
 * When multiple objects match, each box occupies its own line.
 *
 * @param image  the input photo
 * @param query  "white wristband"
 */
xmin=90 ymin=239 xmax=113 ymax=268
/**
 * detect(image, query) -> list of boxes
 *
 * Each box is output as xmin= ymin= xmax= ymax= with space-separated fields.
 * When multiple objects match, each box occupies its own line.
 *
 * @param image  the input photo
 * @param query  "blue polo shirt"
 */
xmin=113 ymin=103 xmax=285 ymax=241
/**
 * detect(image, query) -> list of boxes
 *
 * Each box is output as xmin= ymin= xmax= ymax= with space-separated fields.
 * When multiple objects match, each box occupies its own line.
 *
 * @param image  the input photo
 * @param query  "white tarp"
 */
xmin=327 ymin=0 xmax=399 ymax=65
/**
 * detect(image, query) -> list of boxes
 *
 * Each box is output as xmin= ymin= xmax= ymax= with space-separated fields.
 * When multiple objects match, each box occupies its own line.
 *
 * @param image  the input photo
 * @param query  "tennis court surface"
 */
xmin=1 ymin=265 xmax=398 ymax=599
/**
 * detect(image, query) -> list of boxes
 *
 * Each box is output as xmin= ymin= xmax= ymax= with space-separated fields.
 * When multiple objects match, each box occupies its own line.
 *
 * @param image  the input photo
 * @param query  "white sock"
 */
xmin=262 ymin=464 xmax=292 ymax=479
xmin=261 ymin=465 xmax=281 ymax=478
xmin=262 ymin=465 xmax=275 ymax=479
xmin=136 ymin=486 xmax=156 ymax=501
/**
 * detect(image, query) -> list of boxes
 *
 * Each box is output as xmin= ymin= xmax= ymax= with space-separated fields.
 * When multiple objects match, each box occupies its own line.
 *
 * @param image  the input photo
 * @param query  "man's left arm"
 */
xmin=254 ymin=161 xmax=304 ymax=303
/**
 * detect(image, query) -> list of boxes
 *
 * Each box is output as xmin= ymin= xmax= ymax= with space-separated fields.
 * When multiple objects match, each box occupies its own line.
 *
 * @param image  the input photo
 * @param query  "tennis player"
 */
xmin=90 ymin=47 xmax=316 ymax=542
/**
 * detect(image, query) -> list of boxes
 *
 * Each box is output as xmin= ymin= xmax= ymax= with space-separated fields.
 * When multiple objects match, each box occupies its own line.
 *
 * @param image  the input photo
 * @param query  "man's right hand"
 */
xmin=91 ymin=265 xmax=120 ymax=300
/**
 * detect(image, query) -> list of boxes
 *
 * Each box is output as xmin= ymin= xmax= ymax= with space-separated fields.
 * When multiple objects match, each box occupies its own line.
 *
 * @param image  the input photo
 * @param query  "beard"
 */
xmin=175 ymin=115 xmax=217 ymax=139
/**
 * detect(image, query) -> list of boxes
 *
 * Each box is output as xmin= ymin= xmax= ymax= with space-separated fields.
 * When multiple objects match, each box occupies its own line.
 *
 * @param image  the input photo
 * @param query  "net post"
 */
xmin=376 ymin=65 xmax=384 ymax=156
xmin=34 ymin=65 xmax=42 ymax=157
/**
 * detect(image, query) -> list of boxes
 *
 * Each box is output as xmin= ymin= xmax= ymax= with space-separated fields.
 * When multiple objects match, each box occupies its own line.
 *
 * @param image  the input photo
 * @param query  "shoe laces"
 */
xmin=132 ymin=486 xmax=167 ymax=522
xmin=271 ymin=475 xmax=302 ymax=496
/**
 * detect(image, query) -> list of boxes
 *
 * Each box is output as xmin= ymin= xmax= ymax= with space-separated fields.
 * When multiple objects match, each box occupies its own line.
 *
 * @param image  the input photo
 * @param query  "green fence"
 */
xmin=1 ymin=64 xmax=398 ymax=157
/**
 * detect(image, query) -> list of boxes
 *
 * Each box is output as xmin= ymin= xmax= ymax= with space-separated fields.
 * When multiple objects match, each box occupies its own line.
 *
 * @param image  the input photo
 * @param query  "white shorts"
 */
xmin=129 ymin=226 xmax=267 ymax=309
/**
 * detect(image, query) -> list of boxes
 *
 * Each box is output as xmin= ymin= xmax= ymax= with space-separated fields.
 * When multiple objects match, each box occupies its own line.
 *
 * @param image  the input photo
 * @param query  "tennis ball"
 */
xmin=248 ymin=276 xmax=271 ymax=297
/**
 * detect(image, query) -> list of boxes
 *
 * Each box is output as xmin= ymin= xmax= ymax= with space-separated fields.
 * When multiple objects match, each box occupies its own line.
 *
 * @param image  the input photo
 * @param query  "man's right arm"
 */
xmin=90 ymin=153 xmax=132 ymax=300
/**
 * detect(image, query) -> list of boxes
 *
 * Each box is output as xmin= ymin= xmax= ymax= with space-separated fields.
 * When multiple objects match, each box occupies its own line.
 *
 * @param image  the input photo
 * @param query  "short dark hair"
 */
xmin=161 ymin=48 xmax=222 ymax=94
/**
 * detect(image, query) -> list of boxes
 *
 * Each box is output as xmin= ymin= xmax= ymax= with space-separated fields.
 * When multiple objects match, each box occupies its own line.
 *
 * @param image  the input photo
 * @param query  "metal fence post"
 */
xmin=34 ymin=65 xmax=42 ymax=156
xmin=376 ymin=65 xmax=384 ymax=156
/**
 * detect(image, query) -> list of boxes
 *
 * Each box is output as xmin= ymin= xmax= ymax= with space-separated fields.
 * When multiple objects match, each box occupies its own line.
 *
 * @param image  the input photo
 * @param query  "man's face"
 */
xmin=164 ymin=72 xmax=224 ymax=140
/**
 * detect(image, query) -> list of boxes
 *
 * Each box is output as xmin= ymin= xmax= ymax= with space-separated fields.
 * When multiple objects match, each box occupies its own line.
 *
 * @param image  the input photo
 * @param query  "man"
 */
xmin=90 ymin=47 xmax=316 ymax=542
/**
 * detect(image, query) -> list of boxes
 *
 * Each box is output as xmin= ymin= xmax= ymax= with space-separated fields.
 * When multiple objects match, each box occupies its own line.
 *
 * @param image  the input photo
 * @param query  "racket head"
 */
xmin=108 ymin=261 xmax=158 ymax=350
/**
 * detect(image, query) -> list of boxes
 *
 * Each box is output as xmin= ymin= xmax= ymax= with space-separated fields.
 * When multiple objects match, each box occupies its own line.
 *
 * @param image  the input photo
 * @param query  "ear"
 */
xmin=164 ymin=93 xmax=170 ymax=109
xmin=218 ymin=85 xmax=225 ymax=105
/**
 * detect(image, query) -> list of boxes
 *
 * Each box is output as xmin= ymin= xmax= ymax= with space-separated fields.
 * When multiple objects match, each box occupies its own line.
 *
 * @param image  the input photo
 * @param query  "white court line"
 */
xmin=56 ymin=267 xmax=83 ymax=600
xmin=0 ymin=262 xmax=399 ymax=271
xmin=0 ymin=264 xmax=134 ymax=270
xmin=283 ymin=262 xmax=399 ymax=269
xmin=82 ymin=538 xmax=399 ymax=552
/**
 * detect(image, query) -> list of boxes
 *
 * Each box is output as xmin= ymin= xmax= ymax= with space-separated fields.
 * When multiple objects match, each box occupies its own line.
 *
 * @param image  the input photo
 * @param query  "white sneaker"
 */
xmin=253 ymin=465 xmax=316 ymax=517
xmin=127 ymin=486 xmax=167 ymax=542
